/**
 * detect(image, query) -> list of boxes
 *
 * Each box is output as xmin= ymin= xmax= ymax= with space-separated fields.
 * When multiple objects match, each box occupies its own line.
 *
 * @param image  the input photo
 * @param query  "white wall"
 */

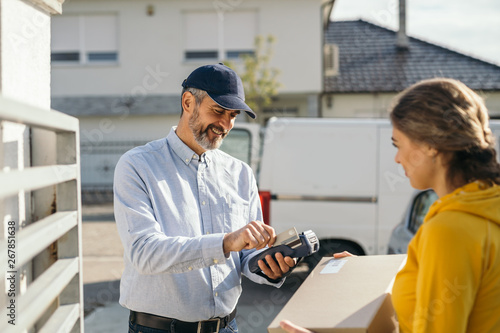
xmin=322 ymin=91 xmax=500 ymax=118
xmin=0 ymin=0 xmax=53 ymax=228
xmin=483 ymin=91 xmax=500 ymax=116
xmin=321 ymin=92 xmax=397 ymax=118
xmin=258 ymin=0 xmax=322 ymax=93
xmin=80 ymin=114 xmax=179 ymax=143
xmin=51 ymin=0 xmax=323 ymax=97
xmin=1 ymin=1 xmax=52 ymax=107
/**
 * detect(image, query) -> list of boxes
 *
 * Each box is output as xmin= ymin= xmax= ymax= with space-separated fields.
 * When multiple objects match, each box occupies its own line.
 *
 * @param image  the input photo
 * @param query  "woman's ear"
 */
xmin=426 ymin=146 xmax=438 ymax=158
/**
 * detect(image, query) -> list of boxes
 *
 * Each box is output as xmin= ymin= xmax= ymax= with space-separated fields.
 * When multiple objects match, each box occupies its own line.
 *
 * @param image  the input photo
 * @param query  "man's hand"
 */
xmin=258 ymin=252 xmax=296 ymax=280
xmin=223 ymin=221 xmax=276 ymax=254
xmin=280 ymin=320 xmax=314 ymax=333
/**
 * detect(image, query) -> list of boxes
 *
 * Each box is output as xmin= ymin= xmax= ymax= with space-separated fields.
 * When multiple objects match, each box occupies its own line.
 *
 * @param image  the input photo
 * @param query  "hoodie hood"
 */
xmin=425 ymin=181 xmax=500 ymax=227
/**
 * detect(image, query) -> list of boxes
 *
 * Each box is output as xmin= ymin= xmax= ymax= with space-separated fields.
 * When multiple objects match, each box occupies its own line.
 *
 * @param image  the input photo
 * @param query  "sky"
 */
xmin=331 ymin=0 xmax=500 ymax=66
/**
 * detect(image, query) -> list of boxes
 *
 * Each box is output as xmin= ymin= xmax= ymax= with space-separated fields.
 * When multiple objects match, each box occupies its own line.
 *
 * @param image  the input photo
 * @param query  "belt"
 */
xmin=129 ymin=308 xmax=237 ymax=333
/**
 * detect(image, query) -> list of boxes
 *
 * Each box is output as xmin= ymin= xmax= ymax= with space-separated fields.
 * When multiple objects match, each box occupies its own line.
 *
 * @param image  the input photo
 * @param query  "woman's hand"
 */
xmin=333 ymin=251 xmax=355 ymax=258
xmin=280 ymin=320 xmax=314 ymax=333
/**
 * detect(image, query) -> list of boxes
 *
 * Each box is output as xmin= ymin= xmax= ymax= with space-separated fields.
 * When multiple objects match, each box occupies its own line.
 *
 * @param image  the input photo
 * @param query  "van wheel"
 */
xmin=302 ymin=240 xmax=364 ymax=271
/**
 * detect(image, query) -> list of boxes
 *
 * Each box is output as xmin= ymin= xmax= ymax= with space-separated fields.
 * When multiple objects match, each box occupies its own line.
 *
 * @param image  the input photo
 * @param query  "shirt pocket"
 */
xmin=223 ymin=196 xmax=249 ymax=232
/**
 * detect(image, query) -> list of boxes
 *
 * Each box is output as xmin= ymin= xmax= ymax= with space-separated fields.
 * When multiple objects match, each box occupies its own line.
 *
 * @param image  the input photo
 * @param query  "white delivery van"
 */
xmin=257 ymin=117 xmax=415 ymax=257
xmin=221 ymin=118 xmax=500 ymax=261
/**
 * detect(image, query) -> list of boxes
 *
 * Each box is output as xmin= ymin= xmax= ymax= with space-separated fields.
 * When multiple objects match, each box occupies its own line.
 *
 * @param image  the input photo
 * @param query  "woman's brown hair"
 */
xmin=390 ymin=77 xmax=500 ymax=188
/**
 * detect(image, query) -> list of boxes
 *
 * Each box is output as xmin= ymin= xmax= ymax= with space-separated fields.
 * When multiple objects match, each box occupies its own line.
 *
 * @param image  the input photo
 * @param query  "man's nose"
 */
xmin=219 ymin=113 xmax=233 ymax=130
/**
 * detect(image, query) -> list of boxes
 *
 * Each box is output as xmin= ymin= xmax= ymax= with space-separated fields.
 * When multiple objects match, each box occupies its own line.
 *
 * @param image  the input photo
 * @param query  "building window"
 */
xmin=51 ymin=14 xmax=118 ymax=65
xmin=184 ymin=10 xmax=257 ymax=61
xmin=185 ymin=51 xmax=219 ymax=60
xmin=51 ymin=52 xmax=80 ymax=62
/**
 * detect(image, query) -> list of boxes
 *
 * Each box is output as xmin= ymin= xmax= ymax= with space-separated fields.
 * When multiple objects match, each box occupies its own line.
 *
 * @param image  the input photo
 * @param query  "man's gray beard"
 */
xmin=188 ymin=106 xmax=225 ymax=151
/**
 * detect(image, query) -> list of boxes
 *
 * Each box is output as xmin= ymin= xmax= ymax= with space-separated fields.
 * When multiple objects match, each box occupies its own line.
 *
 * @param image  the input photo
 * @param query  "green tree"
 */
xmin=225 ymin=35 xmax=281 ymax=123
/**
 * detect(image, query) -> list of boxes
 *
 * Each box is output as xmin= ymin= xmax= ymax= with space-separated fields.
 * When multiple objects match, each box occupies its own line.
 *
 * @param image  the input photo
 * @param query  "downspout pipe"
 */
xmin=319 ymin=0 xmax=336 ymax=118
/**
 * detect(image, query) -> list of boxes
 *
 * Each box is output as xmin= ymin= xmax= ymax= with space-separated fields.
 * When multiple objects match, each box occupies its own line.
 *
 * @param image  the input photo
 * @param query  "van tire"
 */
xmin=303 ymin=239 xmax=364 ymax=271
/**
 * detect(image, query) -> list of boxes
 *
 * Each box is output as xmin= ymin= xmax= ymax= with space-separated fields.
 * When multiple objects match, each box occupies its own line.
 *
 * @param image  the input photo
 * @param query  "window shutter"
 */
xmin=51 ymin=16 xmax=80 ymax=52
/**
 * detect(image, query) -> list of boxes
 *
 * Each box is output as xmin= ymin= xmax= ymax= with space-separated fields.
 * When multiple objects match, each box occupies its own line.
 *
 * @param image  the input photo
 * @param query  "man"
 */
xmin=114 ymin=63 xmax=296 ymax=333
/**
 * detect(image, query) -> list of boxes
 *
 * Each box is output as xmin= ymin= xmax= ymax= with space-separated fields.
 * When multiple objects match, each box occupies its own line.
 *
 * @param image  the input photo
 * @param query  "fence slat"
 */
xmin=0 ymin=258 xmax=79 ymax=333
xmin=0 ymin=211 xmax=77 ymax=269
xmin=0 ymin=96 xmax=78 ymax=132
xmin=38 ymin=304 xmax=80 ymax=333
xmin=18 ymin=211 xmax=77 ymax=267
xmin=0 ymin=165 xmax=77 ymax=198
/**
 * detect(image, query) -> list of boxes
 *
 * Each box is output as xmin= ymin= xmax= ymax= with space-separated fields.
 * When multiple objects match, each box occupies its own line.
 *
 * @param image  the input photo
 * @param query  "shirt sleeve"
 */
xmin=238 ymin=171 xmax=285 ymax=287
xmin=411 ymin=213 xmax=480 ymax=332
xmin=113 ymin=153 xmax=227 ymax=275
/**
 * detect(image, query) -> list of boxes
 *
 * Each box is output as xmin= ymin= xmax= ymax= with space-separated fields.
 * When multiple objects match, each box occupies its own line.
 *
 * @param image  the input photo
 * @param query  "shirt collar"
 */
xmin=167 ymin=127 xmax=212 ymax=166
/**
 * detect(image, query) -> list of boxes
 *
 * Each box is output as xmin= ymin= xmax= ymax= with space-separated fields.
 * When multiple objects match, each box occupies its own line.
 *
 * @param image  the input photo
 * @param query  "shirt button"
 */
xmin=193 ymin=154 xmax=197 ymax=159
xmin=202 ymin=201 xmax=206 ymax=205
xmin=185 ymin=158 xmax=189 ymax=163
xmin=215 ymin=292 xmax=219 ymax=297
xmin=213 ymin=259 xmax=218 ymax=264
xmin=188 ymin=267 xmax=193 ymax=271
xmin=206 ymin=231 xmax=210 ymax=235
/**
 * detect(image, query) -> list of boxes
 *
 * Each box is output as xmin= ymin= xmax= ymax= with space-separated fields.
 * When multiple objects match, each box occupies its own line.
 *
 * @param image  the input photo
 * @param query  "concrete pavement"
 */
xmin=82 ymin=204 xmax=126 ymax=332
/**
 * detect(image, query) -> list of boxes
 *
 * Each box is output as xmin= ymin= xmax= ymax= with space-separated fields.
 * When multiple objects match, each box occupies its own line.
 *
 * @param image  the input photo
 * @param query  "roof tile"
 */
xmin=325 ymin=20 xmax=500 ymax=93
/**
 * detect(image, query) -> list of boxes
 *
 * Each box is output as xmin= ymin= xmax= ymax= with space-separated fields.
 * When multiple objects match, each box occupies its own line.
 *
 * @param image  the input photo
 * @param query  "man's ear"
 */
xmin=181 ymin=91 xmax=195 ymax=115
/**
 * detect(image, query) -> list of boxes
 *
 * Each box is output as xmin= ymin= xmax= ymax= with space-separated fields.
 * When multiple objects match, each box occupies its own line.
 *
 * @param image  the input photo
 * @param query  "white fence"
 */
xmin=0 ymin=96 xmax=84 ymax=332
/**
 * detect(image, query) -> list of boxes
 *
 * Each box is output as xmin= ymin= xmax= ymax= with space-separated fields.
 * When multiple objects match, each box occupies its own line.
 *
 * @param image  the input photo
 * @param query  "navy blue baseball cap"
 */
xmin=182 ymin=63 xmax=256 ymax=119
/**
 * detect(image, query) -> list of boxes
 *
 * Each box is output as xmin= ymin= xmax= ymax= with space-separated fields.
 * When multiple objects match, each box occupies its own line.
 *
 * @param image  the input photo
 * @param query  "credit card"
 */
xmin=274 ymin=227 xmax=301 ymax=248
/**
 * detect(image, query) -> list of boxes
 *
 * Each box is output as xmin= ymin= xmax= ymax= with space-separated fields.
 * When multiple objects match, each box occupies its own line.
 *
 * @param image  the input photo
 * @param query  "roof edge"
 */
xmin=329 ymin=18 xmax=500 ymax=67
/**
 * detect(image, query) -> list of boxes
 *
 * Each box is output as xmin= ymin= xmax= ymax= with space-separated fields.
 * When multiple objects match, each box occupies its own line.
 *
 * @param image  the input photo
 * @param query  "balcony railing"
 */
xmin=0 ymin=96 xmax=83 ymax=332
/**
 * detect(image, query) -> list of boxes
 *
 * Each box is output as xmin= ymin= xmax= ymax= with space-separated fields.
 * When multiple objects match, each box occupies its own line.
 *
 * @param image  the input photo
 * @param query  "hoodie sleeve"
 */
xmin=410 ymin=211 xmax=483 ymax=333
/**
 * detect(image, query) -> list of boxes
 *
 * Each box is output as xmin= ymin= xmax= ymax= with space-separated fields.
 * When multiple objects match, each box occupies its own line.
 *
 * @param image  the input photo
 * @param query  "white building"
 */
xmin=51 ymin=0 xmax=333 ymax=196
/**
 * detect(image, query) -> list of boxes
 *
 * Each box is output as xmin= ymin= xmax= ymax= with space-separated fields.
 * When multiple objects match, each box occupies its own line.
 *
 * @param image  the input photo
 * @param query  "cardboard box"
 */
xmin=268 ymin=254 xmax=406 ymax=333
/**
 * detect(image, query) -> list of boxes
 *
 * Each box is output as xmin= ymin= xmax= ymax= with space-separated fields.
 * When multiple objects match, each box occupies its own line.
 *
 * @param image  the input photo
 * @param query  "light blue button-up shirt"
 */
xmin=113 ymin=127 xmax=280 ymax=321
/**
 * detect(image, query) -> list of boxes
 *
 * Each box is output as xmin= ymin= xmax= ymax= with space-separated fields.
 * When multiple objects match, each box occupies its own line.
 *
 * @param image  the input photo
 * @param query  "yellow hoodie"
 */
xmin=392 ymin=181 xmax=500 ymax=332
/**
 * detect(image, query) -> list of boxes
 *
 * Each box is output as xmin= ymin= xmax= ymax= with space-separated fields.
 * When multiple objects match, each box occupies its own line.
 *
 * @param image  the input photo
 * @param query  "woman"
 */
xmin=280 ymin=78 xmax=500 ymax=332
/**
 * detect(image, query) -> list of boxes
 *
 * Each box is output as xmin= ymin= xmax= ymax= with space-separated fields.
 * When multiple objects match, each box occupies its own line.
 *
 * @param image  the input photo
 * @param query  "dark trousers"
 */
xmin=128 ymin=317 xmax=238 ymax=333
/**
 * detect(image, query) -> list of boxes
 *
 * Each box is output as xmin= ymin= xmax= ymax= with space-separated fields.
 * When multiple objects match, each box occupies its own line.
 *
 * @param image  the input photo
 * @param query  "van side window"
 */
xmin=219 ymin=128 xmax=252 ymax=166
xmin=409 ymin=190 xmax=438 ymax=234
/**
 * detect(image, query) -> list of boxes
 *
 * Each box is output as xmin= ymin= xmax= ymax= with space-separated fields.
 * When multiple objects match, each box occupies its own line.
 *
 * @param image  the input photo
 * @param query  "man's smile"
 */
xmin=209 ymin=125 xmax=227 ymax=137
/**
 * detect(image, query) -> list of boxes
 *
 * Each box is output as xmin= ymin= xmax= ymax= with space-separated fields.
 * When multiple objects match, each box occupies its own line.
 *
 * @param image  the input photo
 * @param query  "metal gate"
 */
xmin=0 ymin=96 xmax=84 ymax=332
xmin=80 ymin=140 xmax=148 ymax=204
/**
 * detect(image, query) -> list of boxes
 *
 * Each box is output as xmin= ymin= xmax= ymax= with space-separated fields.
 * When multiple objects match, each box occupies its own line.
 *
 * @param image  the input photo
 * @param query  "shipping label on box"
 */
xmin=268 ymin=254 xmax=406 ymax=333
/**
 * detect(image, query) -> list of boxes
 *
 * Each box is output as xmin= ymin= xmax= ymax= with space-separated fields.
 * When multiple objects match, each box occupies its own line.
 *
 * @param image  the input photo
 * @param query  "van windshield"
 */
xmin=219 ymin=128 xmax=252 ymax=165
